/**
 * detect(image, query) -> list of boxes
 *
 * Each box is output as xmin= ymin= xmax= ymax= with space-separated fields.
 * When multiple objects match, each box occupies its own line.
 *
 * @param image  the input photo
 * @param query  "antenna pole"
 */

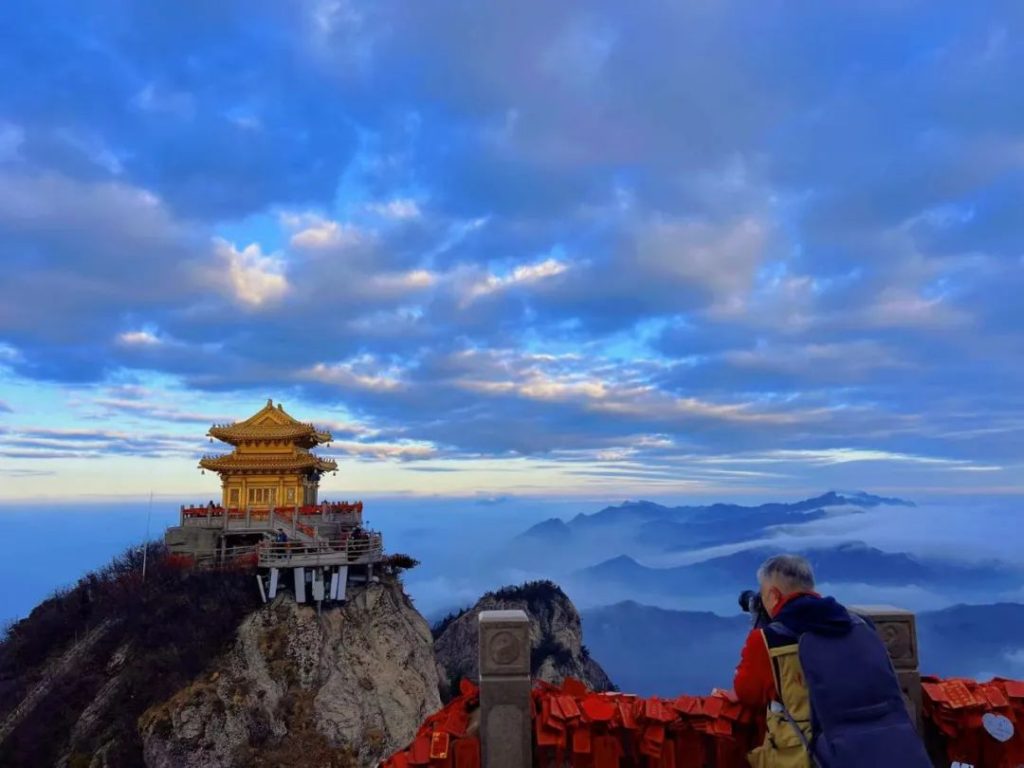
xmin=142 ymin=490 xmax=154 ymax=582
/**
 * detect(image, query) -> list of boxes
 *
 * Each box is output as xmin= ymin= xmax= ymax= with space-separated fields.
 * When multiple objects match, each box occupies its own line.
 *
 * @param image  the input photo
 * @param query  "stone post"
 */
xmin=478 ymin=610 xmax=532 ymax=768
xmin=851 ymin=605 xmax=922 ymax=731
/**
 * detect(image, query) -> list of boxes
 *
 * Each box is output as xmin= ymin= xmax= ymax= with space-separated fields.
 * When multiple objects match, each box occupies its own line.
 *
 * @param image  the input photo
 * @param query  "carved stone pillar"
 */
xmin=851 ymin=605 xmax=922 ymax=731
xmin=478 ymin=609 xmax=532 ymax=768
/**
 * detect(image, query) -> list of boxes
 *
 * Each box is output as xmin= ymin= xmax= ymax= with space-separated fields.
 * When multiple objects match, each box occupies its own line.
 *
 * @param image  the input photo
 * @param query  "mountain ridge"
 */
xmin=577 ymin=540 xmax=1022 ymax=594
xmin=518 ymin=490 xmax=914 ymax=546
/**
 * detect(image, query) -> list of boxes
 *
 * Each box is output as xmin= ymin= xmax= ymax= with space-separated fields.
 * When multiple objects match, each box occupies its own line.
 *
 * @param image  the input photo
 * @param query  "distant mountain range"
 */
xmin=505 ymin=491 xmax=1024 ymax=610
xmin=581 ymin=600 xmax=1024 ymax=698
xmin=576 ymin=541 xmax=1021 ymax=597
xmin=518 ymin=491 xmax=914 ymax=554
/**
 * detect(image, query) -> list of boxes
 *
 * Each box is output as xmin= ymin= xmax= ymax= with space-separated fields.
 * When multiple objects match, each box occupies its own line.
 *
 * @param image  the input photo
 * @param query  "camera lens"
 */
xmin=739 ymin=589 xmax=756 ymax=612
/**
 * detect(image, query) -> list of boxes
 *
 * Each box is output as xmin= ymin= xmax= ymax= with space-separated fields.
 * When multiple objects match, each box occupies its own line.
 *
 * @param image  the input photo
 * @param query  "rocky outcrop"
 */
xmin=433 ymin=580 xmax=613 ymax=698
xmin=139 ymin=582 xmax=441 ymax=768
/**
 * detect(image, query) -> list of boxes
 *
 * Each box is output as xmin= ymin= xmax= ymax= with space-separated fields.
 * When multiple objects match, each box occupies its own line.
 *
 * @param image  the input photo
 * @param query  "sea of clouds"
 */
xmin=1 ymin=494 xmax=1020 ymax=629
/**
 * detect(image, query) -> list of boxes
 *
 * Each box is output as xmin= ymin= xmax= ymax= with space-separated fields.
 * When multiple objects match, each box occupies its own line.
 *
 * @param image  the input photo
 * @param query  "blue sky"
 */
xmin=1 ymin=1 xmax=1023 ymax=501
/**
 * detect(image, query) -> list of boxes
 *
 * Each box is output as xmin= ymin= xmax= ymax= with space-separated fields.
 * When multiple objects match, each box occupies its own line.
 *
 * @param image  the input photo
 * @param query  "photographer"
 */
xmin=732 ymin=554 xmax=929 ymax=768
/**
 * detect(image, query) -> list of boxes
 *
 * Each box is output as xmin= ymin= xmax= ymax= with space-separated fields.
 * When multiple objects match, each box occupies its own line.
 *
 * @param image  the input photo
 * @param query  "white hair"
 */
xmin=757 ymin=554 xmax=815 ymax=592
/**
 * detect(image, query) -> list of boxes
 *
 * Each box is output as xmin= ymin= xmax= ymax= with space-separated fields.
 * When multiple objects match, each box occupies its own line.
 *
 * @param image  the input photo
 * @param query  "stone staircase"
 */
xmin=270 ymin=509 xmax=320 ymax=543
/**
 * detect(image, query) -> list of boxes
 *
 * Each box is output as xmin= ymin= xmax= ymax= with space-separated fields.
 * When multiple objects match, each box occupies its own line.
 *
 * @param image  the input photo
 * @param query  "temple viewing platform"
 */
xmin=164 ymin=400 xmax=388 ymax=605
xmin=169 ymin=503 xmax=384 ymax=569
xmin=256 ymin=533 xmax=384 ymax=568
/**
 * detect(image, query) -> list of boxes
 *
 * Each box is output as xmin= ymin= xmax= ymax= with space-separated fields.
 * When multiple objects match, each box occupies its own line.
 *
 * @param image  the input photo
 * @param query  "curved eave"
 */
xmin=198 ymin=455 xmax=338 ymax=473
xmin=208 ymin=426 xmax=332 ymax=443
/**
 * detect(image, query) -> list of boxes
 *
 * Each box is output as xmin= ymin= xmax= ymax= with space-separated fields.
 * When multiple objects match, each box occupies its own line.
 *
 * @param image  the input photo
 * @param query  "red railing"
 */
xmin=181 ymin=501 xmax=363 ymax=519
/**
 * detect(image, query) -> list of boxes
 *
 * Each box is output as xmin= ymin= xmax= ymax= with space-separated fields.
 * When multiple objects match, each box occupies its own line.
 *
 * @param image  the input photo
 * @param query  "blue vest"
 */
xmin=771 ymin=615 xmax=931 ymax=768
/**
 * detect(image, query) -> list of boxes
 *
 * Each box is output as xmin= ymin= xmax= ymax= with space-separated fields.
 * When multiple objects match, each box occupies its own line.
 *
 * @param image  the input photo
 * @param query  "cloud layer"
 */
xmin=1 ymin=1 xmax=1023 ymax=494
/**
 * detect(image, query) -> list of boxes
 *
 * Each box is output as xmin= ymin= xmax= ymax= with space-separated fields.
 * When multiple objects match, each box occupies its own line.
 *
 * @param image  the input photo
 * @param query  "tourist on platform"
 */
xmin=733 ymin=554 xmax=930 ymax=768
xmin=274 ymin=528 xmax=288 ymax=544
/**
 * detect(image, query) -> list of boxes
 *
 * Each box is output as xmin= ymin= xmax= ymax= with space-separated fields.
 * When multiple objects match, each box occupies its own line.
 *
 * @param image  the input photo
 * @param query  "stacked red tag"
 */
xmin=384 ymin=674 xmax=1024 ymax=767
xmin=384 ymin=678 xmax=761 ymax=768
xmin=381 ymin=679 xmax=481 ymax=768
xmin=922 ymin=676 xmax=1024 ymax=767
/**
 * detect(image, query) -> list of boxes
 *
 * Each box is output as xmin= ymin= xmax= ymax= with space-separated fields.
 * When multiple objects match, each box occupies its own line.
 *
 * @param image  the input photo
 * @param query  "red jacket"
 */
xmin=733 ymin=591 xmax=819 ymax=708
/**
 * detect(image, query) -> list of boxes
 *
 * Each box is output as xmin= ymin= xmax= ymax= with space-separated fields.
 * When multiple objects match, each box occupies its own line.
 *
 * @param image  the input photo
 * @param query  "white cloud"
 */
xmin=637 ymin=215 xmax=769 ymax=303
xmin=331 ymin=439 xmax=437 ymax=460
xmin=116 ymin=330 xmax=161 ymax=346
xmin=370 ymin=269 xmax=436 ymax=293
xmin=301 ymin=360 xmax=405 ymax=392
xmin=212 ymin=238 xmax=289 ymax=307
xmin=318 ymin=418 xmax=379 ymax=438
xmin=367 ymin=198 xmax=422 ymax=220
xmin=464 ymin=257 xmax=569 ymax=303
xmin=746 ymin=448 xmax=1001 ymax=470
xmin=458 ymin=374 xmax=610 ymax=401
xmin=282 ymin=212 xmax=363 ymax=249
xmin=449 ymin=350 xmax=814 ymax=426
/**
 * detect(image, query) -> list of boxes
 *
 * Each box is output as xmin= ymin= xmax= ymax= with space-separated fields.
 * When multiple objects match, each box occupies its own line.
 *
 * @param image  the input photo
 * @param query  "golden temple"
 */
xmin=199 ymin=398 xmax=338 ymax=509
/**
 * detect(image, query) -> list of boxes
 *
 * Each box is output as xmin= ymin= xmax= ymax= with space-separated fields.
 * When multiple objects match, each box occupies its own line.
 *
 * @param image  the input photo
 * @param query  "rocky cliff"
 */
xmin=140 ymin=583 xmax=440 ymax=768
xmin=432 ymin=580 xmax=614 ymax=699
xmin=3 ymin=553 xmax=612 ymax=767
xmin=0 ymin=547 xmax=439 ymax=768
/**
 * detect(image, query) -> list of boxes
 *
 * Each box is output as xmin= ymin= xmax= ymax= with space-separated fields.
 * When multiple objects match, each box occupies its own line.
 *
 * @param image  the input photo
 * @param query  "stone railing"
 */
xmin=475 ymin=605 xmax=924 ymax=768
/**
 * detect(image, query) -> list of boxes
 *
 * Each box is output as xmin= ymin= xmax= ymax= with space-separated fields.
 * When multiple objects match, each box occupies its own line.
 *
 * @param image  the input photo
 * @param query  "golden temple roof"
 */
xmin=208 ymin=399 xmax=332 ymax=446
xmin=199 ymin=452 xmax=338 ymax=473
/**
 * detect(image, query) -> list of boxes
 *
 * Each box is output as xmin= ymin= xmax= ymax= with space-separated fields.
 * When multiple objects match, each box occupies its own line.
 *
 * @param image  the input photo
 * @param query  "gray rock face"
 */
xmin=433 ymin=581 xmax=613 ymax=697
xmin=139 ymin=582 xmax=441 ymax=768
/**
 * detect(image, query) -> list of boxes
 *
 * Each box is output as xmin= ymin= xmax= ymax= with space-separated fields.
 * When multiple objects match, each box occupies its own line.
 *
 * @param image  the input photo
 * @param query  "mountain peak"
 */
xmin=432 ymin=580 xmax=614 ymax=700
xmin=829 ymin=490 xmax=917 ymax=507
xmin=517 ymin=517 xmax=570 ymax=539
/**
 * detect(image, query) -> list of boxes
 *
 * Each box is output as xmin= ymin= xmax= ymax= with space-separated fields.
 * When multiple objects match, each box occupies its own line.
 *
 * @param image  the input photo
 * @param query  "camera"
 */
xmin=739 ymin=589 xmax=770 ymax=628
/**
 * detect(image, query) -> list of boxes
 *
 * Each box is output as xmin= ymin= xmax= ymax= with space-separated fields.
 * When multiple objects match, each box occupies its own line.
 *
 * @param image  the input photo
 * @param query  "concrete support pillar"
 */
xmin=851 ymin=605 xmax=922 ymax=731
xmin=478 ymin=610 xmax=532 ymax=768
